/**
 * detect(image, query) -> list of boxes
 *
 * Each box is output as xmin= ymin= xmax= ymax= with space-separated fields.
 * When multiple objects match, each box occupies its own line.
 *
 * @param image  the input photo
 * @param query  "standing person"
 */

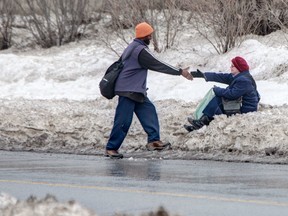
xmin=105 ymin=22 xmax=193 ymax=158
xmin=184 ymin=56 xmax=260 ymax=132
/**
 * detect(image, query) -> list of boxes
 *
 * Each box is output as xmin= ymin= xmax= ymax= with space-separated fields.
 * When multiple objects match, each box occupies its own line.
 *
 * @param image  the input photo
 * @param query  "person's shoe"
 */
xmin=184 ymin=124 xmax=196 ymax=132
xmin=105 ymin=150 xmax=123 ymax=159
xmin=187 ymin=116 xmax=194 ymax=125
xmin=199 ymin=115 xmax=212 ymax=125
xmin=146 ymin=141 xmax=171 ymax=151
xmin=193 ymin=115 xmax=212 ymax=128
xmin=188 ymin=115 xmax=211 ymax=126
xmin=191 ymin=119 xmax=206 ymax=129
xmin=185 ymin=115 xmax=213 ymax=132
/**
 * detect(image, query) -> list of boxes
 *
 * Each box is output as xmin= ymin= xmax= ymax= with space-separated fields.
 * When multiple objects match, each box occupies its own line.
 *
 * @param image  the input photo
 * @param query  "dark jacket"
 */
xmin=204 ymin=71 xmax=260 ymax=113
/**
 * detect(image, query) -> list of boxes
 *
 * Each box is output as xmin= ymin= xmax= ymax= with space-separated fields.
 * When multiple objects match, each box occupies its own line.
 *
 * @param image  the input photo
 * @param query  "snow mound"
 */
xmin=0 ymin=98 xmax=287 ymax=164
xmin=0 ymin=193 xmax=171 ymax=216
xmin=0 ymin=193 xmax=97 ymax=216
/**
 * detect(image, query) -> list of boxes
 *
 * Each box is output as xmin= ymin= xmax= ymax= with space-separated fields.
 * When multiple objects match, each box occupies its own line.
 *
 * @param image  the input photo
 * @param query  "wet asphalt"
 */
xmin=1 ymin=150 xmax=288 ymax=216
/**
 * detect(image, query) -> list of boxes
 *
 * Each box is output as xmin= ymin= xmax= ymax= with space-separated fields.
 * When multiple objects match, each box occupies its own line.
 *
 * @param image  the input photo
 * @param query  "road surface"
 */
xmin=1 ymin=150 xmax=288 ymax=215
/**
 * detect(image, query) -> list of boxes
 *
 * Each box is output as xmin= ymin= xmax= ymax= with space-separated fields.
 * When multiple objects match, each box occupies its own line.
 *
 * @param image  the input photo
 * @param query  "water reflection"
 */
xmin=107 ymin=159 xmax=161 ymax=181
xmin=108 ymin=160 xmax=127 ymax=177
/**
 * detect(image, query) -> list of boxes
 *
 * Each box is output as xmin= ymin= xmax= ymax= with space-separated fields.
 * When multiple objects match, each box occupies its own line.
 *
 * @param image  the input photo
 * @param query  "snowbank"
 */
xmin=0 ymin=98 xmax=287 ymax=164
xmin=0 ymin=27 xmax=288 ymax=164
xmin=0 ymin=193 xmax=97 ymax=216
xmin=0 ymin=193 xmax=170 ymax=216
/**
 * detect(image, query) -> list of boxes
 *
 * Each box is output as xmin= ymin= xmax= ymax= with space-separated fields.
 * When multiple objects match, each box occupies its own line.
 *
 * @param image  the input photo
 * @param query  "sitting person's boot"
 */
xmin=187 ymin=116 xmax=194 ymax=125
xmin=146 ymin=140 xmax=171 ymax=151
xmin=184 ymin=124 xmax=197 ymax=132
xmin=192 ymin=115 xmax=213 ymax=128
xmin=184 ymin=115 xmax=213 ymax=132
xmin=105 ymin=149 xmax=124 ymax=159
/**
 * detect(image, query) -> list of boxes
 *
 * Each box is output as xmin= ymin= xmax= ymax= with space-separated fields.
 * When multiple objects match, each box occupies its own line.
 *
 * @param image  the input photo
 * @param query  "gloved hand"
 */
xmin=213 ymin=85 xmax=223 ymax=96
xmin=190 ymin=69 xmax=206 ymax=79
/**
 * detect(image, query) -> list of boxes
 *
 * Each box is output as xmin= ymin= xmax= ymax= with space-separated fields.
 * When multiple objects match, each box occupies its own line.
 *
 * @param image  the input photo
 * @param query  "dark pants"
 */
xmin=202 ymin=96 xmax=224 ymax=118
xmin=106 ymin=96 xmax=160 ymax=150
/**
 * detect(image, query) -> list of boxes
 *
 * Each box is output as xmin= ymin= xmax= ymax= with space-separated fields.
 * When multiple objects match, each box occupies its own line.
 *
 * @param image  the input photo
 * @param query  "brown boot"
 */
xmin=146 ymin=141 xmax=171 ymax=151
xmin=105 ymin=150 xmax=123 ymax=159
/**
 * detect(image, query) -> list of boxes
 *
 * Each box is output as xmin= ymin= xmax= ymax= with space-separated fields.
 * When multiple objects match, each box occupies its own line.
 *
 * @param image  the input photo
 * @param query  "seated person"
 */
xmin=184 ymin=56 xmax=260 ymax=132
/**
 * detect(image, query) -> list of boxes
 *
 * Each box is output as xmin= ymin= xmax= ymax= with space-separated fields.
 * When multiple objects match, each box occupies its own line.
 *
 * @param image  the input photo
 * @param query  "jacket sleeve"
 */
xmin=204 ymin=72 xmax=234 ymax=84
xmin=138 ymin=48 xmax=182 ymax=75
xmin=213 ymin=78 xmax=251 ymax=99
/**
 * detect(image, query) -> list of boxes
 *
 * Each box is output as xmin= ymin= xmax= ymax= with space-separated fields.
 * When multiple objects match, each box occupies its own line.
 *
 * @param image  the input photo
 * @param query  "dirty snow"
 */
xmin=0 ymin=193 xmax=97 ymax=216
xmin=1 ymin=24 xmax=288 ymax=216
xmin=0 ymin=30 xmax=287 ymax=163
xmin=0 ymin=192 xmax=170 ymax=216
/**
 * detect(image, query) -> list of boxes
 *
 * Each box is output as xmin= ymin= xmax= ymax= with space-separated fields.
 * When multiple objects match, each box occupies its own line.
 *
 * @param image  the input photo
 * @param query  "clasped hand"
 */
xmin=181 ymin=67 xmax=193 ymax=80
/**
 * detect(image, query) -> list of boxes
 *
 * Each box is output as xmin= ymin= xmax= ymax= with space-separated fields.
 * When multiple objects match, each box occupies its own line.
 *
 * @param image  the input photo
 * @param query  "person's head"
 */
xmin=135 ymin=22 xmax=154 ymax=45
xmin=230 ymin=56 xmax=249 ymax=75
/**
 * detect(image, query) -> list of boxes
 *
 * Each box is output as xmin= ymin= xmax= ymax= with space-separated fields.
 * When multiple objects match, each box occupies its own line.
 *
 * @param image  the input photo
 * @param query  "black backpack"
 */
xmin=99 ymin=45 xmax=138 ymax=99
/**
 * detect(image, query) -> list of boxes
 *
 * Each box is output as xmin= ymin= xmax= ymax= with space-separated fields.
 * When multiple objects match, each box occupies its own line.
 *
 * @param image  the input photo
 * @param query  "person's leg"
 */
xmin=134 ymin=97 xmax=160 ymax=143
xmin=184 ymin=96 xmax=223 ymax=132
xmin=202 ymin=96 xmax=224 ymax=117
xmin=106 ymin=96 xmax=135 ymax=151
xmin=134 ymin=97 xmax=171 ymax=151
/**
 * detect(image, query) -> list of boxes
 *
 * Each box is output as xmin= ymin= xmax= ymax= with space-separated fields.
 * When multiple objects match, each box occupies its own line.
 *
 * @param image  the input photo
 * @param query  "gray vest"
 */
xmin=115 ymin=39 xmax=147 ymax=94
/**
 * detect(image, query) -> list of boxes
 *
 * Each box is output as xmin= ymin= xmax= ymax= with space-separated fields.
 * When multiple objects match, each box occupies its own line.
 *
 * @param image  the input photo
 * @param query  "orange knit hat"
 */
xmin=135 ymin=22 xmax=154 ymax=39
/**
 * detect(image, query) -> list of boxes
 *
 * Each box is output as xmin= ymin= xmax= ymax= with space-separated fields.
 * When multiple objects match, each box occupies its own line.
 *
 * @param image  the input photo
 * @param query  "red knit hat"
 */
xmin=231 ymin=56 xmax=249 ymax=72
xmin=135 ymin=22 xmax=154 ymax=39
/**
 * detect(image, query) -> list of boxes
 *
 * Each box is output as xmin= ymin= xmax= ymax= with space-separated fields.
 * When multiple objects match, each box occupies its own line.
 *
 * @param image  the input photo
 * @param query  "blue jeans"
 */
xmin=106 ymin=96 xmax=160 ymax=150
xmin=203 ymin=96 xmax=224 ymax=118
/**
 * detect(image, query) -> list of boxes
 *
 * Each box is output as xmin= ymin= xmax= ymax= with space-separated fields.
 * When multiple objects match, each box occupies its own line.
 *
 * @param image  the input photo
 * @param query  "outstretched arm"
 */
xmin=139 ymin=48 xmax=192 ymax=80
xmin=190 ymin=69 xmax=207 ymax=80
